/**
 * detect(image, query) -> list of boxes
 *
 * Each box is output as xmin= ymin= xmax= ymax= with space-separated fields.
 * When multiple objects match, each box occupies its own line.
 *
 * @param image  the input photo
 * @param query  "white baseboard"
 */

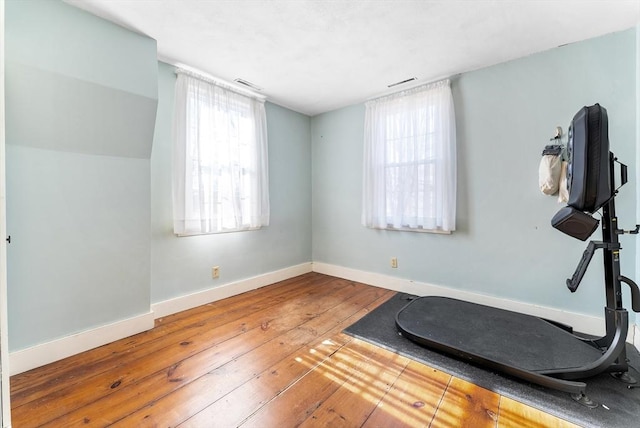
xmin=312 ymin=262 xmax=617 ymax=340
xmin=151 ymin=262 xmax=313 ymax=319
xmin=9 ymin=262 xmax=634 ymax=376
xmin=9 ymin=311 xmax=155 ymax=375
xmin=9 ymin=263 xmax=313 ymax=375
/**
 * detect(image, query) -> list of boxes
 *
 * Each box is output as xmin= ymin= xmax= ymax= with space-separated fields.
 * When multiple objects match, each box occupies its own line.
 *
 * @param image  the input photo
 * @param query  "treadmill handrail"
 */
xmin=567 ymin=241 xmax=620 ymax=292
xmin=619 ymin=275 xmax=640 ymax=312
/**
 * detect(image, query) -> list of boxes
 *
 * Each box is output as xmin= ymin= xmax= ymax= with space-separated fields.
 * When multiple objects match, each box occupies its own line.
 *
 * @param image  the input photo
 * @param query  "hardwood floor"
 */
xmin=10 ymin=272 xmax=580 ymax=427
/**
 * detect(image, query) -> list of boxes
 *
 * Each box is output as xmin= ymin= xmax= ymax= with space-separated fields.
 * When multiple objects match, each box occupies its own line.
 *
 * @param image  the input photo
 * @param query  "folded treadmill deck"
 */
xmin=396 ymin=296 xmax=603 ymax=374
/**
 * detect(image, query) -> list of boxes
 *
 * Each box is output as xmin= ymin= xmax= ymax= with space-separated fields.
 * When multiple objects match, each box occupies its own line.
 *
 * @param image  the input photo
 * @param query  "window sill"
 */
xmin=175 ymin=226 xmax=264 ymax=237
xmin=368 ymin=225 xmax=452 ymax=234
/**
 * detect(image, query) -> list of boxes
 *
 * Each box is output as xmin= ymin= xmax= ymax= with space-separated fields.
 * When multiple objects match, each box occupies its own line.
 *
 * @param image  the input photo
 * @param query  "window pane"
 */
xmin=362 ymin=79 xmax=456 ymax=232
xmin=173 ymin=72 xmax=269 ymax=235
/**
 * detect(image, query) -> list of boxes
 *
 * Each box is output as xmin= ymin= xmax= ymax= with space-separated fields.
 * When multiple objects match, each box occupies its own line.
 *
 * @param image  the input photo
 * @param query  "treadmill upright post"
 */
xmin=601 ymin=154 xmax=624 ymax=312
xmin=593 ymin=152 xmax=628 ymax=369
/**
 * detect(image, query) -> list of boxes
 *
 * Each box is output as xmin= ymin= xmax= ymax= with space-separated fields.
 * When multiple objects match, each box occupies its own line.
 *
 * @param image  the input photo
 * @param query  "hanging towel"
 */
xmin=539 ymin=154 xmax=561 ymax=195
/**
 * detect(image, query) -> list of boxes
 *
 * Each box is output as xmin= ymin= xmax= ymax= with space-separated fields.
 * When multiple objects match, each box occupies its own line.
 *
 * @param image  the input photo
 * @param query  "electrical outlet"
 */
xmin=212 ymin=266 xmax=220 ymax=278
xmin=391 ymin=257 xmax=398 ymax=268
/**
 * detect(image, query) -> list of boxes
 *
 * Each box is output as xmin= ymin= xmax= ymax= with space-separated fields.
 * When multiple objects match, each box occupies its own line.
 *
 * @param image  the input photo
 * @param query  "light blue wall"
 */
xmin=4 ymin=0 xmax=637 ymax=355
xmin=5 ymin=0 xmax=157 ymax=351
xmin=5 ymin=0 xmax=156 ymax=98
xmin=4 ymin=0 xmax=312 ymax=353
xmin=6 ymin=147 xmax=151 ymax=350
xmin=312 ymin=29 xmax=637 ymax=318
xmin=150 ymin=62 xmax=312 ymax=303
xmin=5 ymin=0 xmax=157 ymax=158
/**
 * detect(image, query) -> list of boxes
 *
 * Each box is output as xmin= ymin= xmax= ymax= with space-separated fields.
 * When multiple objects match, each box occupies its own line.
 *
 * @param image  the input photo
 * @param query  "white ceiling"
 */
xmin=65 ymin=0 xmax=640 ymax=117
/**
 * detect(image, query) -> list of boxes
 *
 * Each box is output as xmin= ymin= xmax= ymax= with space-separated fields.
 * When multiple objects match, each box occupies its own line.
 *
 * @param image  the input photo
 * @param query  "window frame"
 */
xmin=172 ymin=70 xmax=269 ymax=236
xmin=362 ymin=80 xmax=456 ymax=233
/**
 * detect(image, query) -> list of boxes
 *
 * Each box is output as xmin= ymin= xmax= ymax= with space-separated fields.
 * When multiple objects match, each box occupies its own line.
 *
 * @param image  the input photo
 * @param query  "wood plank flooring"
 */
xmin=10 ymin=272 xmax=580 ymax=427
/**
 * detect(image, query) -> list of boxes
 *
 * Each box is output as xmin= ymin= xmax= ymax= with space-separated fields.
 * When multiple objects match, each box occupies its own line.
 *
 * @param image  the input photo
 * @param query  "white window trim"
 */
xmin=362 ymin=79 xmax=456 ymax=233
xmin=172 ymin=69 xmax=270 ymax=236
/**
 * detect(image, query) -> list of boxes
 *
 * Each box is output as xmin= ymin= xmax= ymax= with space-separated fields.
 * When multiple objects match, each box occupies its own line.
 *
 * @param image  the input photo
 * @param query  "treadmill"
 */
xmin=396 ymin=104 xmax=640 ymax=405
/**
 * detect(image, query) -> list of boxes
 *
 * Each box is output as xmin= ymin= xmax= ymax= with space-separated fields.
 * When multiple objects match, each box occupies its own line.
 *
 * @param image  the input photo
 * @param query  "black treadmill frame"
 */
xmin=396 ymin=152 xmax=640 ymax=396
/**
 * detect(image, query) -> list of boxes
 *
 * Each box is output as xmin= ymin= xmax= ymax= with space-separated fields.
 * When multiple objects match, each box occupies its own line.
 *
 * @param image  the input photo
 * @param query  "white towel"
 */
xmin=539 ymin=154 xmax=561 ymax=195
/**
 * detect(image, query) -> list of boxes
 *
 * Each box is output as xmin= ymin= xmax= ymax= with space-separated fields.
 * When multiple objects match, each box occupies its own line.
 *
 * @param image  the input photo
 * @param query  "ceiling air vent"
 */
xmin=234 ymin=78 xmax=263 ymax=91
xmin=387 ymin=77 xmax=417 ymax=88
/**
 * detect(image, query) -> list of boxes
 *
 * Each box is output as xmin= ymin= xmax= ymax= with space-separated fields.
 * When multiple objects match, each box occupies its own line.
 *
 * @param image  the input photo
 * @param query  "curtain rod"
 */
xmin=174 ymin=66 xmax=267 ymax=101
xmin=366 ymin=74 xmax=458 ymax=103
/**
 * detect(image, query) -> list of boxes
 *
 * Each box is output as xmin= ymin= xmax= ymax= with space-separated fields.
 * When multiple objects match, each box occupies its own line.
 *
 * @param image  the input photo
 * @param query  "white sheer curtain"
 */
xmin=362 ymin=79 xmax=456 ymax=232
xmin=173 ymin=70 xmax=269 ymax=235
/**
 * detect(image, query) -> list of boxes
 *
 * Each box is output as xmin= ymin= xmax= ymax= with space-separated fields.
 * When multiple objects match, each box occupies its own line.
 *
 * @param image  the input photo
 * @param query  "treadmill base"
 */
xmin=395 ymin=296 xmax=610 ymax=395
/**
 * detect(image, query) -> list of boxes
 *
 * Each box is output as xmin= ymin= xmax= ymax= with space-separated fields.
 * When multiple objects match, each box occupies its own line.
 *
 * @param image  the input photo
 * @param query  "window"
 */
xmin=362 ymin=79 xmax=456 ymax=232
xmin=173 ymin=70 xmax=269 ymax=235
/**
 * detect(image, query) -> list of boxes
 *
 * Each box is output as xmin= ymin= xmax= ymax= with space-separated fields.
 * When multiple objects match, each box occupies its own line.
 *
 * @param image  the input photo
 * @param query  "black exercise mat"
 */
xmin=344 ymin=293 xmax=640 ymax=428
